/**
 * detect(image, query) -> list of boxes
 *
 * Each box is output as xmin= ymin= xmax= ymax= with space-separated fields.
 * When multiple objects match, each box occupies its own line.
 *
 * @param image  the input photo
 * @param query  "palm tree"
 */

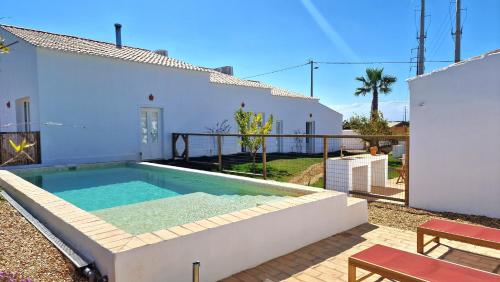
xmin=355 ymin=68 xmax=397 ymax=120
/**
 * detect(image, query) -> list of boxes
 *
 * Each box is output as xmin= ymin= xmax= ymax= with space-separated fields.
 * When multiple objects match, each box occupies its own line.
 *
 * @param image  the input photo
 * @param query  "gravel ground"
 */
xmin=368 ymin=201 xmax=500 ymax=232
xmin=0 ymin=196 xmax=86 ymax=282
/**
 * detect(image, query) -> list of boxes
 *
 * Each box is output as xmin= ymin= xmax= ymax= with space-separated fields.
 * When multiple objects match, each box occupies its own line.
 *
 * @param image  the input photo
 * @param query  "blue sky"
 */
xmin=2 ymin=0 xmax=499 ymax=120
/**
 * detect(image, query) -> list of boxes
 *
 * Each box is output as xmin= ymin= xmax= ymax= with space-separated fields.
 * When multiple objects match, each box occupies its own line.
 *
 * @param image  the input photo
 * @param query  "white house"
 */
xmin=408 ymin=49 xmax=500 ymax=218
xmin=0 ymin=24 xmax=342 ymax=165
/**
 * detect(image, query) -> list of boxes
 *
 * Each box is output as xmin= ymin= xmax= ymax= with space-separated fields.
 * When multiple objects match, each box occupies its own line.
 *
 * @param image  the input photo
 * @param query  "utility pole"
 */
xmin=454 ymin=0 xmax=462 ymax=63
xmin=417 ymin=0 xmax=426 ymax=75
xmin=309 ymin=60 xmax=318 ymax=97
xmin=309 ymin=60 xmax=314 ymax=97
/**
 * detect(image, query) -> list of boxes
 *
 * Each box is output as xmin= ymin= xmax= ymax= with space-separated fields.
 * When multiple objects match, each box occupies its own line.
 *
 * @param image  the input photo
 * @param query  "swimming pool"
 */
xmin=16 ymin=163 xmax=304 ymax=234
xmin=1 ymin=162 xmax=367 ymax=282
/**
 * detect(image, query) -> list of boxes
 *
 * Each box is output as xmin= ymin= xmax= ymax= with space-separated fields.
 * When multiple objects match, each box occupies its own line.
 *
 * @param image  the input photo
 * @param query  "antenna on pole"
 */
xmin=417 ymin=0 xmax=426 ymax=75
xmin=453 ymin=0 xmax=462 ymax=63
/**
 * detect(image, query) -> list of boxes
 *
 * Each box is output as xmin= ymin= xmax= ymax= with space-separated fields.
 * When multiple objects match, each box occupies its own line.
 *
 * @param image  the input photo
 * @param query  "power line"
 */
xmin=317 ymin=60 xmax=451 ymax=65
xmin=242 ymin=60 xmax=453 ymax=80
xmin=428 ymin=6 xmax=451 ymax=60
xmin=242 ymin=63 xmax=309 ymax=79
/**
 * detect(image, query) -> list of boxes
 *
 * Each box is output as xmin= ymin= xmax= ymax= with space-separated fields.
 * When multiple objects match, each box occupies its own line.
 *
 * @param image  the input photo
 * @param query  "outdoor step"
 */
xmin=91 ymin=192 xmax=293 ymax=235
xmin=346 ymin=197 xmax=368 ymax=227
xmin=346 ymin=197 xmax=365 ymax=207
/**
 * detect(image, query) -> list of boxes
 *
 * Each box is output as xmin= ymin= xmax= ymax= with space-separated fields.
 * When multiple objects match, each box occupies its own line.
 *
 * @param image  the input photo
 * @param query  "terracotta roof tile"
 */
xmin=1 ymin=24 xmax=316 ymax=100
xmin=207 ymin=69 xmax=317 ymax=100
xmin=1 ymin=24 xmax=203 ymax=71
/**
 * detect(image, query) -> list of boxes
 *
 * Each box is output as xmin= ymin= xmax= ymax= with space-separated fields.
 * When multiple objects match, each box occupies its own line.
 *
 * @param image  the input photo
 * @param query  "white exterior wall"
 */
xmin=408 ymin=52 xmax=500 ymax=218
xmin=26 ymin=48 xmax=341 ymax=165
xmin=0 ymin=30 xmax=40 ymax=132
xmin=341 ymin=130 xmax=365 ymax=150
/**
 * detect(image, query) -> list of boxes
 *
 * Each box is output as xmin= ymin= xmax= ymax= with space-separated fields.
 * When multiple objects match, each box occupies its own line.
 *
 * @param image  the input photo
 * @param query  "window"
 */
xmin=276 ymin=120 xmax=283 ymax=153
xmin=306 ymin=121 xmax=315 ymax=154
xmin=16 ymin=98 xmax=31 ymax=132
xmin=140 ymin=111 xmax=148 ymax=144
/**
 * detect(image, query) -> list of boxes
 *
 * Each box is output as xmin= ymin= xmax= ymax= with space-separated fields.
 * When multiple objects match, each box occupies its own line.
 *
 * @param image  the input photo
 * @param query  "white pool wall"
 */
xmin=114 ymin=192 xmax=366 ymax=282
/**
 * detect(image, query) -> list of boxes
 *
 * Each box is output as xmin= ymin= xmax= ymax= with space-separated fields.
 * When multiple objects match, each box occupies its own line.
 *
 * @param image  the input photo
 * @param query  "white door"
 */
xmin=276 ymin=120 xmax=283 ymax=153
xmin=306 ymin=121 xmax=315 ymax=154
xmin=140 ymin=108 xmax=162 ymax=160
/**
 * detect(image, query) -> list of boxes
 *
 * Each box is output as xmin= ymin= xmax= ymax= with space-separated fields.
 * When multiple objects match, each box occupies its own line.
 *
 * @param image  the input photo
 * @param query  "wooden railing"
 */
xmin=172 ymin=133 xmax=410 ymax=205
xmin=0 ymin=131 xmax=41 ymax=166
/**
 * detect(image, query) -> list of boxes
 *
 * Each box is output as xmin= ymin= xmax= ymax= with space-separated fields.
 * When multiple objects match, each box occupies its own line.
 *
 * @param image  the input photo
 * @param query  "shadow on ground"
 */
xmin=221 ymin=223 xmax=378 ymax=281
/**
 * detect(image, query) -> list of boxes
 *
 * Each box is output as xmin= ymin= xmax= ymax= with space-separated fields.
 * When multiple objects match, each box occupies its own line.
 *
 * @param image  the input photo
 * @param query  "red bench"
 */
xmin=348 ymin=244 xmax=500 ymax=282
xmin=417 ymin=219 xmax=500 ymax=254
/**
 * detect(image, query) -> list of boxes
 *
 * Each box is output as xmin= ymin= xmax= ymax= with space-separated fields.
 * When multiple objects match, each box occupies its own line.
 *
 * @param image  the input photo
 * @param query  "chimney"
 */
xmin=154 ymin=49 xmax=168 ymax=57
xmin=214 ymin=66 xmax=234 ymax=76
xmin=114 ymin=23 xmax=122 ymax=48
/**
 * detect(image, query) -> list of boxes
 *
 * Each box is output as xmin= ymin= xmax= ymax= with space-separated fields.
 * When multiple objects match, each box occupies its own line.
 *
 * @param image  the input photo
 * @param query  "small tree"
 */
xmin=0 ymin=36 xmax=10 ymax=53
xmin=205 ymin=120 xmax=231 ymax=156
xmin=342 ymin=120 xmax=352 ymax=130
xmin=292 ymin=129 xmax=304 ymax=153
xmin=348 ymin=111 xmax=391 ymax=147
xmin=234 ymin=108 xmax=273 ymax=171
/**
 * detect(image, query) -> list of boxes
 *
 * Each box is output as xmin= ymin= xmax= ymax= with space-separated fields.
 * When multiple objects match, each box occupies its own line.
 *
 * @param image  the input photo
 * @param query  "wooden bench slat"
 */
xmin=350 ymin=244 xmax=500 ymax=282
xmin=420 ymin=219 xmax=500 ymax=244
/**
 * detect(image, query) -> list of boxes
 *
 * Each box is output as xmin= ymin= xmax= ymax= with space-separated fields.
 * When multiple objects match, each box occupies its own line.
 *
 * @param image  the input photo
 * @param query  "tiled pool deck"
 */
xmin=221 ymin=223 xmax=500 ymax=282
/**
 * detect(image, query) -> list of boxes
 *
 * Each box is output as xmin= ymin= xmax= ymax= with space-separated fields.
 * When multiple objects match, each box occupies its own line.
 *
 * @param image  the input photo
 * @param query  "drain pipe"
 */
xmin=81 ymin=264 xmax=100 ymax=282
xmin=1 ymin=191 xmax=107 ymax=282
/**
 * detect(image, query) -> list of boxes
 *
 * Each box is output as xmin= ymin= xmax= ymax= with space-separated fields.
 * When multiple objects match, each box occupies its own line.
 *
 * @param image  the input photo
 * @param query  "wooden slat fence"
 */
xmin=0 ymin=131 xmax=41 ymax=166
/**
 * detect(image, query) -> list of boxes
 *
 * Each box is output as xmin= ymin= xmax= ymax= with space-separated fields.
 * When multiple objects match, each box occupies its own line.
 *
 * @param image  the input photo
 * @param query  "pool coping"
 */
xmin=0 ymin=162 xmax=343 ymax=255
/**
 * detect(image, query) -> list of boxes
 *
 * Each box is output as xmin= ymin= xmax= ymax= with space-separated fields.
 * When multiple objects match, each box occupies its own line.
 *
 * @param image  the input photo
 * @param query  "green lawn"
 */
xmin=388 ymin=154 xmax=403 ymax=180
xmin=185 ymin=151 xmax=403 ymax=187
xmin=311 ymin=177 xmax=325 ymax=188
xmin=228 ymin=154 xmax=323 ymax=182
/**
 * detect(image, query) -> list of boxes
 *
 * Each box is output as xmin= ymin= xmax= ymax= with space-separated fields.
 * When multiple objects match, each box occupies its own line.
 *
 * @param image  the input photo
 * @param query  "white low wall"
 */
xmin=408 ymin=51 xmax=500 ymax=218
xmin=114 ymin=194 xmax=367 ymax=282
xmin=342 ymin=130 xmax=365 ymax=150
xmin=392 ymin=144 xmax=405 ymax=158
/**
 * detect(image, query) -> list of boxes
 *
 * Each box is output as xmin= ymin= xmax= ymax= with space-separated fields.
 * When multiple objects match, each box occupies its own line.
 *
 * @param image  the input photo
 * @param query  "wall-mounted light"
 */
xmin=149 ymin=94 xmax=154 ymax=101
xmin=241 ymin=102 xmax=245 ymax=108
xmin=309 ymin=113 xmax=313 ymax=118
xmin=419 ymin=102 xmax=425 ymax=107
xmin=6 ymin=101 xmax=10 ymax=108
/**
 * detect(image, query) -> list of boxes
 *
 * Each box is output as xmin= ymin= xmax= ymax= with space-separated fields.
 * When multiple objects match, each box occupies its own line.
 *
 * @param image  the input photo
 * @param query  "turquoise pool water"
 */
xmin=17 ymin=164 xmax=304 ymax=234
